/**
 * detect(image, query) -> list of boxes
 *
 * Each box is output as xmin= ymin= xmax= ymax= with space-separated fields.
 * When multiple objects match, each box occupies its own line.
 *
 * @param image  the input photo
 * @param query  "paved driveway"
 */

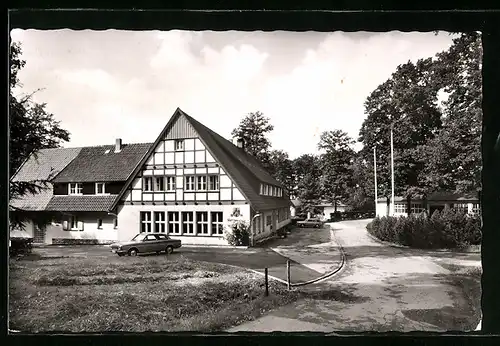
xmin=32 ymin=241 xmax=324 ymax=284
xmin=229 ymin=219 xmax=482 ymax=332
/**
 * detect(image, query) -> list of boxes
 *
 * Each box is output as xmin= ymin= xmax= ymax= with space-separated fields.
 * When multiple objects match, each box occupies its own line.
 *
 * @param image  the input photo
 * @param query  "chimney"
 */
xmin=236 ymin=138 xmax=245 ymax=150
xmin=115 ymin=138 xmax=122 ymax=153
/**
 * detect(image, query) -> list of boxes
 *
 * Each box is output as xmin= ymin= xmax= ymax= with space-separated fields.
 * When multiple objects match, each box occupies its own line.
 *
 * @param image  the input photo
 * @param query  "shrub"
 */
xmin=224 ymin=220 xmax=249 ymax=246
xmin=10 ymin=237 xmax=33 ymax=257
xmin=366 ymin=208 xmax=482 ymax=249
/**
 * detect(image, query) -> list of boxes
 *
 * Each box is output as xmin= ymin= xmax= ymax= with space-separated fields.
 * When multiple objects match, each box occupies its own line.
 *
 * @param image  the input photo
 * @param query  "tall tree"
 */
xmin=422 ymin=32 xmax=482 ymax=194
xmin=9 ymin=41 xmax=70 ymax=227
xmin=292 ymin=154 xmax=322 ymax=213
xmin=318 ymin=130 xmax=356 ymax=212
xmin=231 ymin=111 xmax=274 ymax=164
xmin=359 ymin=58 xmax=443 ymax=213
xmin=267 ymin=149 xmax=295 ymax=193
xmin=344 ymin=154 xmax=376 ymax=212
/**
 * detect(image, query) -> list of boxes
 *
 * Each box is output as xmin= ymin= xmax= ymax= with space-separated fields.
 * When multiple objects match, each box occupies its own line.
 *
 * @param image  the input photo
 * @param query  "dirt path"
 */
xmin=229 ymin=219 xmax=481 ymax=332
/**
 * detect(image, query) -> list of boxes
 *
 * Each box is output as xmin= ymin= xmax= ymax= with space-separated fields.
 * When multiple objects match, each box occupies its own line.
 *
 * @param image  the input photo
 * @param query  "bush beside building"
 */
xmin=367 ymin=208 xmax=481 ymax=249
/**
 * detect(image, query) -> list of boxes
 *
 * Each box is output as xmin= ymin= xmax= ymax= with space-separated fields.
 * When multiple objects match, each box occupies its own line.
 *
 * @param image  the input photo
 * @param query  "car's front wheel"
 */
xmin=128 ymin=248 xmax=138 ymax=256
xmin=165 ymin=246 xmax=174 ymax=255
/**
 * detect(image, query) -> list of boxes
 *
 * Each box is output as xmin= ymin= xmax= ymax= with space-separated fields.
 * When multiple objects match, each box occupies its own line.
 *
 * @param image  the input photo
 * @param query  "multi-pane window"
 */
xmin=411 ymin=203 xmax=425 ymax=214
xmin=175 ymin=140 xmax=184 ymax=151
xmin=471 ymin=203 xmax=481 ymax=214
xmin=155 ymin=177 xmax=164 ymax=191
xmin=143 ymin=177 xmax=153 ymax=192
xmin=182 ymin=212 xmax=195 ymax=234
xmin=185 ymin=176 xmax=196 ymax=191
xmin=69 ymin=183 xmax=83 ymax=195
xmin=211 ymin=212 xmax=224 ymax=235
xmin=266 ymin=215 xmax=272 ymax=226
xmin=260 ymin=184 xmax=264 ymax=195
xmin=454 ymin=203 xmax=468 ymax=214
xmin=394 ymin=203 xmax=406 ymax=213
xmin=96 ymin=183 xmax=106 ymax=195
xmin=154 ymin=212 xmax=166 ymax=233
xmin=208 ymin=175 xmax=219 ymax=190
xmin=140 ymin=211 xmax=152 ymax=233
xmin=166 ymin=176 xmax=176 ymax=191
xmin=196 ymin=212 xmax=209 ymax=235
xmin=197 ymin=176 xmax=207 ymax=191
xmin=168 ymin=212 xmax=181 ymax=234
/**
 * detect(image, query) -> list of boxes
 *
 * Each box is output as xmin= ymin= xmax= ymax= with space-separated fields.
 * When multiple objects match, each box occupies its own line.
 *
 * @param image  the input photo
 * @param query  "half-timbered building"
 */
xmin=10 ymin=108 xmax=292 ymax=246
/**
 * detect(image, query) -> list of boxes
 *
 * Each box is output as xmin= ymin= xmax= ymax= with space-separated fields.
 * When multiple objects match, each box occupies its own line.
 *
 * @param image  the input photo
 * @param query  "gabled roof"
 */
xmin=111 ymin=108 xmax=291 ymax=212
xmin=10 ymin=147 xmax=82 ymax=211
xmin=10 ymin=184 xmax=55 ymax=211
xmin=52 ymin=143 xmax=151 ymax=183
xmin=11 ymin=147 xmax=82 ymax=182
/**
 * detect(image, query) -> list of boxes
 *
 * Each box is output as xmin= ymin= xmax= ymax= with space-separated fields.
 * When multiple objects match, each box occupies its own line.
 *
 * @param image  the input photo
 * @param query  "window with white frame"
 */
xmin=175 ymin=140 xmax=184 ymax=151
xmin=260 ymin=184 xmax=264 ymax=195
xmin=182 ymin=212 xmax=194 ymax=234
xmin=454 ymin=203 xmax=468 ymax=213
xmin=411 ymin=203 xmax=425 ymax=214
xmin=154 ymin=211 xmax=166 ymax=233
xmin=155 ymin=177 xmax=164 ymax=191
xmin=143 ymin=177 xmax=153 ymax=192
xmin=165 ymin=176 xmax=176 ymax=191
xmin=168 ymin=212 xmax=181 ymax=234
xmin=472 ymin=203 xmax=481 ymax=214
xmin=196 ymin=212 xmax=209 ymax=235
xmin=197 ymin=176 xmax=207 ymax=191
xmin=211 ymin=212 xmax=224 ymax=235
xmin=208 ymin=175 xmax=219 ymax=190
xmin=140 ymin=211 xmax=152 ymax=233
xmin=97 ymin=218 xmax=103 ymax=229
xmin=96 ymin=183 xmax=106 ymax=195
xmin=394 ymin=203 xmax=406 ymax=213
xmin=185 ymin=176 xmax=195 ymax=191
xmin=69 ymin=183 xmax=83 ymax=195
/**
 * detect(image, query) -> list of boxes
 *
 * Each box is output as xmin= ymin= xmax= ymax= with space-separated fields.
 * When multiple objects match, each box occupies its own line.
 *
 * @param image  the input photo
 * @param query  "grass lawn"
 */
xmin=9 ymin=252 xmax=305 ymax=333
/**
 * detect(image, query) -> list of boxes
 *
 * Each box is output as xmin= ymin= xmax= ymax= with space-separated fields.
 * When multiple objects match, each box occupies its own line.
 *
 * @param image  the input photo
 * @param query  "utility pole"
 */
xmin=390 ymin=123 xmax=395 ymax=216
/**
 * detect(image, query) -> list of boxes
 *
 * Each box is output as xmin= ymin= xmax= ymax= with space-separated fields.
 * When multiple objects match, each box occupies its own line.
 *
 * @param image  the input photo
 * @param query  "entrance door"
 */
xmin=33 ymin=226 xmax=45 ymax=244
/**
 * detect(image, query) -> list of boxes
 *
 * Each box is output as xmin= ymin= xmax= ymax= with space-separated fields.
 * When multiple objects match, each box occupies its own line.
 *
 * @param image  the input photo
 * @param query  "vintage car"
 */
xmin=296 ymin=218 xmax=324 ymax=228
xmin=110 ymin=233 xmax=182 ymax=256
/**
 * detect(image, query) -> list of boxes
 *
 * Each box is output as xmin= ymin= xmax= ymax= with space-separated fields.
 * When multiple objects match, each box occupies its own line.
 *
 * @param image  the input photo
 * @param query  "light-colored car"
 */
xmin=296 ymin=218 xmax=324 ymax=228
xmin=110 ymin=233 xmax=181 ymax=256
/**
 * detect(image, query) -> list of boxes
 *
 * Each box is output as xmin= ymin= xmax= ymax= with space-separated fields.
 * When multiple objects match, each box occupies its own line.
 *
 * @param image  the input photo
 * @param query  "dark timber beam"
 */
xmin=480 ymin=28 xmax=500 ymax=333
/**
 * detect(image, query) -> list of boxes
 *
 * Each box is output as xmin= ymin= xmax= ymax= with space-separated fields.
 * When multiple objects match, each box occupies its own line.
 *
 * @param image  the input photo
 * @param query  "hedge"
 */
xmin=366 ymin=208 xmax=481 ymax=249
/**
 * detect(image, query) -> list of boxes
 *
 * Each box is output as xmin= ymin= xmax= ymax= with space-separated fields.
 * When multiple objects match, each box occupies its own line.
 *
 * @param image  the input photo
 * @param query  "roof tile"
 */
xmin=46 ymin=195 xmax=118 ymax=212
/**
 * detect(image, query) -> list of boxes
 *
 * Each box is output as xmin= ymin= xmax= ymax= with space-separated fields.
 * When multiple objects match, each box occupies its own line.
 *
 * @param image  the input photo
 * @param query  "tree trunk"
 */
xmin=386 ymin=196 xmax=390 ymax=216
xmin=406 ymin=195 xmax=412 ymax=216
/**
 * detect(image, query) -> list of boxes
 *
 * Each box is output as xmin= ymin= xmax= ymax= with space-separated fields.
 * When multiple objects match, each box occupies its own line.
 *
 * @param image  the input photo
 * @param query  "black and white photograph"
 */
xmin=8 ymin=12 xmax=490 ymax=335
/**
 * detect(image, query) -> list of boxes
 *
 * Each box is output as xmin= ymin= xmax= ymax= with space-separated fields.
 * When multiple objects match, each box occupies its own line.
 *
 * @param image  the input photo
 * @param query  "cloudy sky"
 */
xmin=10 ymin=29 xmax=456 ymax=159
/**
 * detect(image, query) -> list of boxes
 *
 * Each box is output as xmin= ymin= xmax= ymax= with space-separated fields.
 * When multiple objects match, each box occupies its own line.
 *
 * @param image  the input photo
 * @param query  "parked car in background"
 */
xmin=296 ymin=218 xmax=324 ymax=228
xmin=110 ymin=233 xmax=182 ymax=256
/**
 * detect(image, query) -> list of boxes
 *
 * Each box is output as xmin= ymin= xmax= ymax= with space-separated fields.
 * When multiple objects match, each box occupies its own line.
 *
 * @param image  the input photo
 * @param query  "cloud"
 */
xmin=10 ymin=29 xmax=455 ymax=158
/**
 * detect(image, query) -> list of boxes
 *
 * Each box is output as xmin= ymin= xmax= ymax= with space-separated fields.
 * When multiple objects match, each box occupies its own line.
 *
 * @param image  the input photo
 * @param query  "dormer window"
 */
xmin=175 ymin=140 xmax=184 ymax=151
xmin=69 ymin=183 xmax=83 ymax=195
xmin=96 ymin=182 xmax=106 ymax=195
